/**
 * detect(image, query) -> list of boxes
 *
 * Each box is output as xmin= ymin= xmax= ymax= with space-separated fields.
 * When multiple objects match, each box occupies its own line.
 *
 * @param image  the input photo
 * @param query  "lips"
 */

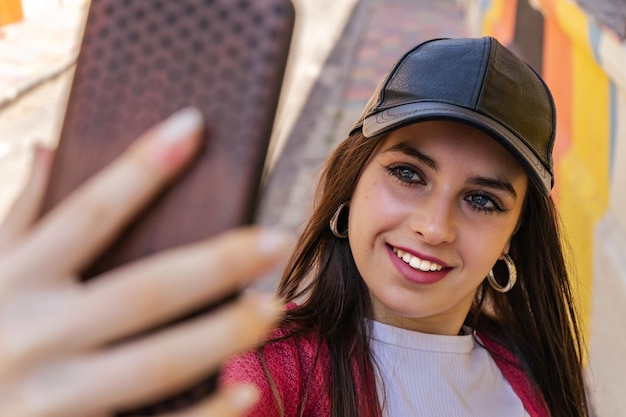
xmin=387 ymin=245 xmax=450 ymax=285
xmin=392 ymin=247 xmax=445 ymax=272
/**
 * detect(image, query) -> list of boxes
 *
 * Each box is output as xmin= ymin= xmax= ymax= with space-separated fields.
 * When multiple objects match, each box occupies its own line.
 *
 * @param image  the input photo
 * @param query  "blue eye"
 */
xmin=470 ymin=194 xmax=491 ymax=207
xmin=386 ymin=164 xmax=424 ymax=185
xmin=465 ymin=193 xmax=505 ymax=214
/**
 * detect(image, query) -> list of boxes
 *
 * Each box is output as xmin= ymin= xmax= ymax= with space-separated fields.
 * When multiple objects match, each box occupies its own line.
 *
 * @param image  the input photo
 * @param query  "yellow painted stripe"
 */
xmin=571 ymin=48 xmax=610 ymax=203
xmin=482 ymin=0 xmax=505 ymax=36
xmin=556 ymin=163 xmax=596 ymax=346
xmin=553 ymin=0 xmax=594 ymax=56
xmin=557 ymin=44 xmax=611 ymax=341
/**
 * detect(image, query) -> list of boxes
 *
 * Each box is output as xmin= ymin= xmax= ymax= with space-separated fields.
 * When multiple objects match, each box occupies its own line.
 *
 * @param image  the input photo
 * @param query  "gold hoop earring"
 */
xmin=487 ymin=254 xmax=517 ymax=293
xmin=330 ymin=203 xmax=349 ymax=238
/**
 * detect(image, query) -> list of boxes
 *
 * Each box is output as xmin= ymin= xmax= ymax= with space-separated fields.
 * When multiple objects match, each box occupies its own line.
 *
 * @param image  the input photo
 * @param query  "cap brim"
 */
xmin=362 ymin=102 xmax=553 ymax=195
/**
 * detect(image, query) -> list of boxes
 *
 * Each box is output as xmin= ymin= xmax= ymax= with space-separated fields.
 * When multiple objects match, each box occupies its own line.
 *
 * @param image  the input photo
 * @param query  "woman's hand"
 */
xmin=0 ymin=108 xmax=288 ymax=417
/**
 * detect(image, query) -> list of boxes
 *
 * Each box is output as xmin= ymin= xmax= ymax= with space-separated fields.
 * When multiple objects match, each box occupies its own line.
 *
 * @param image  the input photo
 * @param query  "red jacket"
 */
xmin=221 ymin=326 xmax=548 ymax=416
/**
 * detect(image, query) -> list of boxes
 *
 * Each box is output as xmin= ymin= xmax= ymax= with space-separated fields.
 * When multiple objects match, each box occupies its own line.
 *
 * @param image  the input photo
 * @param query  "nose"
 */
xmin=409 ymin=192 xmax=457 ymax=245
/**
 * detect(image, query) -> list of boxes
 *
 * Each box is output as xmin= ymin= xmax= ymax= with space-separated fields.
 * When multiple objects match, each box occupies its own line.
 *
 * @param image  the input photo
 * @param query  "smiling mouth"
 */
xmin=392 ymin=247 xmax=445 ymax=272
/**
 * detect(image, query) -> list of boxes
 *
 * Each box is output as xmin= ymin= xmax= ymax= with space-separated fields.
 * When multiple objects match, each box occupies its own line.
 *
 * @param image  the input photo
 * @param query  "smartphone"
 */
xmin=40 ymin=0 xmax=294 ymax=414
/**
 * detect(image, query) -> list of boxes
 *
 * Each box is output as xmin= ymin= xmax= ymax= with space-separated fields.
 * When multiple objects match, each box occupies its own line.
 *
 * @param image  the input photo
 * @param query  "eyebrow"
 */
xmin=468 ymin=177 xmax=518 ymax=199
xmin=383 ymin=141 xmax=518 ymax=199
xmin=384 ymin=142 xmax=439 ymax=171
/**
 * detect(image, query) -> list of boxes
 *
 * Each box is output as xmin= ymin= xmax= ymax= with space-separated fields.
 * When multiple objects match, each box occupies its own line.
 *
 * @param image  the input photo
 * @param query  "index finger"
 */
xmin=16 ymin=107 xmax=204 ymax=281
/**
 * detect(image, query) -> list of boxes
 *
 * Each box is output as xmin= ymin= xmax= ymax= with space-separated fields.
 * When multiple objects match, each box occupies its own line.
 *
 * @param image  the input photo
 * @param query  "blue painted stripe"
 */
xmin=588 ymin=20 xmax=603 ymax=64
xmin=480 ymin=0 xmax=491 ymax=15
xmin=609 ymin=82 xmax=617 ymax=182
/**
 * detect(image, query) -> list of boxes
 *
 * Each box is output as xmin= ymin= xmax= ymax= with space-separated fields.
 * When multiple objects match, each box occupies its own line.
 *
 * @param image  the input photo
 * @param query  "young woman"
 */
xmin=221 ymin=37 xmax=590 ymax=416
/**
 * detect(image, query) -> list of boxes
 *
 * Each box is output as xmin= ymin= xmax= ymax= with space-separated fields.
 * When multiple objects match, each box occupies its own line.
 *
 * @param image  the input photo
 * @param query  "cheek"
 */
xmin=348 ymin=180 xmax=387 ymax=256
xmin=349 ymin=179 xmax=405 ymax=230
xmin=457 ymin=223 xmax=515 ymax=276
xmin=377 ymin=183 xmax=408 ymax=211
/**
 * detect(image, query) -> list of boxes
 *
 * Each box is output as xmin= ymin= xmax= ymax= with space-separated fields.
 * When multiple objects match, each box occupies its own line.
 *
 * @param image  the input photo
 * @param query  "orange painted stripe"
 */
xmin=0 ymin=0 xmax=23 ymax=26
xmin=492 ymin=0 xmax=518 ymax=45
xmin=541 ymin=0 xmax=557 ymax=15
xmin=542 ymin=17 xmax=572 ymax=203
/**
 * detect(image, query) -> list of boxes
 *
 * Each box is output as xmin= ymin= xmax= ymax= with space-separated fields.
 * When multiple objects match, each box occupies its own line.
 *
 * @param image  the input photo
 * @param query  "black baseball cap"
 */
xmin=350 ymin=36 xmax=556 ymax=195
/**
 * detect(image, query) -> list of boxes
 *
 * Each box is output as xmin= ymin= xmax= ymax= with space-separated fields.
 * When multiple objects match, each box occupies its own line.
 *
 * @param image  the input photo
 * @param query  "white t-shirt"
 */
xmin=369 ymin=320 xmax=530 ymax=417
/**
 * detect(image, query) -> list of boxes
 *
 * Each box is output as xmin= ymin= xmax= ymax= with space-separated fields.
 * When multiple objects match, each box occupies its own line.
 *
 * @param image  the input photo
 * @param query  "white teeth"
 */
xmin=409 ymin=257 xmax=421 ymax=269
xmin=393 ymin=248 xmax=444 ymax=272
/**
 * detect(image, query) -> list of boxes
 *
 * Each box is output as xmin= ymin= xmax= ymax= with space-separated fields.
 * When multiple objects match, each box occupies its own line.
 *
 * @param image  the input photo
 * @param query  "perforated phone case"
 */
xmin=41 ymin=0 xmax=294 ymax=414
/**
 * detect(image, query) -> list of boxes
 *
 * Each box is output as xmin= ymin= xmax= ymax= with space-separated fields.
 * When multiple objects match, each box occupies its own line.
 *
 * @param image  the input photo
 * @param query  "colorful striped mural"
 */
xmin=468 ymin=0 xmax=626 ymax=415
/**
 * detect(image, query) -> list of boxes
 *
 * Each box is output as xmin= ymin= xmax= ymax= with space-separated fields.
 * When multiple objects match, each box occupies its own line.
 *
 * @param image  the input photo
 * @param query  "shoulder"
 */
xmin=477 ymin=332 xmax=549 ymax=417
xmin=220 ymin=325 xmax=331 ymax=416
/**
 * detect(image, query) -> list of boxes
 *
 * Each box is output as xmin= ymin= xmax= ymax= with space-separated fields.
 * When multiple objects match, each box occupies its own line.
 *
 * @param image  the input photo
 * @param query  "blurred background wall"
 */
xmin=460 ymin=0 xmax=626 ymax=415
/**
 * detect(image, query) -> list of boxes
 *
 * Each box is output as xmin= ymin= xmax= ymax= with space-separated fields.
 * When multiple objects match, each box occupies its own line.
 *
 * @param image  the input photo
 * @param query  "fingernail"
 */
xmin=228 ymin=384 xmax=259 ymax=412
xmin=31 ymin=143 xmax=45 ymax=159
xmin=159 ymin=107 xmax=204 ymax=143
xmin=257 ymin=227 xmax=293 ymax=256
xmin=31 ymin=143 xmax=53 ymax=173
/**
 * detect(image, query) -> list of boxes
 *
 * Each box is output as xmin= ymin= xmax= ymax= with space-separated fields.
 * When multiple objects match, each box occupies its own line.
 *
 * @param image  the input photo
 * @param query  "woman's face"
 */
xmin=348 ymin=121 xmax=528 ymax=335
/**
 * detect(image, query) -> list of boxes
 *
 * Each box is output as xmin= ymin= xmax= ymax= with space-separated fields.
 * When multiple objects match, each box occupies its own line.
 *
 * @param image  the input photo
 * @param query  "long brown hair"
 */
xmin=273 ymin=130 xmax=589 ymax=417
